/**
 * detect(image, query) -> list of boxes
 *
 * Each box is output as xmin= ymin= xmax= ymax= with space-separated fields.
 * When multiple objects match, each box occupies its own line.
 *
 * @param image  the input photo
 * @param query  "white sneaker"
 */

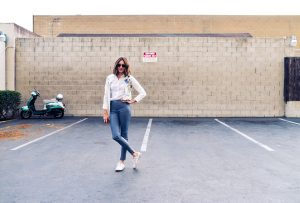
xmin=132 ymin=152 xmax=142 ymax=169
xmin=115 ymin=162 xmax=125 ymax=172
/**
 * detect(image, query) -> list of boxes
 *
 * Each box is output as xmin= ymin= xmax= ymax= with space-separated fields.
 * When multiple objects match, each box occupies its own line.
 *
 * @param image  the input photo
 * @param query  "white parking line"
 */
xmin=279 ymin=118 xmax=300 ymax=126
xmin=140 ymin=118 xmax=153 ymax=152
xmin=0 ymin=119 xmax=14 ymax=124
xmin=215 ymin=119 xmax=275 ymax=152
xmin=10 ymin=118 xmax=88 ymax=151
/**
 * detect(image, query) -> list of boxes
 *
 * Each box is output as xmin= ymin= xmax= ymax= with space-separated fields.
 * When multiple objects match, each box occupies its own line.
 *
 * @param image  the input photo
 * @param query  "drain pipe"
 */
xmin=0 ymin=31 xmax=7 ymax=90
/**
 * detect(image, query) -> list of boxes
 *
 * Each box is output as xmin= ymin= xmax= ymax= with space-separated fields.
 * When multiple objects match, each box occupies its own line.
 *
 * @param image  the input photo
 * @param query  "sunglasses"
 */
xmin=117 ymin=64 xmax=127 ymax=68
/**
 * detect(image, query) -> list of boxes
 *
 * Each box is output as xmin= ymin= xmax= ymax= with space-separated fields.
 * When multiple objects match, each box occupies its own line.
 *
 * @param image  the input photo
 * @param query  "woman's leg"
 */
xmin=110 ymin=107 xmax=135 ymax=159
xmin=119 ymin=104 xmax=132 ymax=160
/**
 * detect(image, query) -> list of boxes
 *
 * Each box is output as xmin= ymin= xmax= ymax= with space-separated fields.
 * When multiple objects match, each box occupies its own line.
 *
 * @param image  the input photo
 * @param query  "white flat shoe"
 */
xmin=115 ymin=162 xmax=125 ymax=172
xmin=133 ymin=152 xmax=142 ymax=169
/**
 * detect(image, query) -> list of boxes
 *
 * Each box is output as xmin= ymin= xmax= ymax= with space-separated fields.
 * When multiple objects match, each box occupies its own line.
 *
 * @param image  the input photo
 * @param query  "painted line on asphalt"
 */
xmin=10 ymin=118 xmax=88 ymax=151
xmin=279 ymin=118 xmax=300 ymax=126
xmin=215 ymin=119 xmax=275 ymax=152
xmin=0 ymin=119 xmax=15 ymax=124
xmin=140 ymin=118 xmax=153 ymax=152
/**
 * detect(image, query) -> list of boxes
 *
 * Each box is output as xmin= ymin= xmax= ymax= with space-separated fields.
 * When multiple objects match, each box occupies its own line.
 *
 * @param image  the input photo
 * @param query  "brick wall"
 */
xmin=15 ymin=37 xmax=294 ymax=117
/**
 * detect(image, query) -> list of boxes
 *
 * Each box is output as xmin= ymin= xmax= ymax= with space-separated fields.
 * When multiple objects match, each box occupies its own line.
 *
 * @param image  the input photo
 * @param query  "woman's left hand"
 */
xmin=122 ymin=99 xmax=136 ymax=104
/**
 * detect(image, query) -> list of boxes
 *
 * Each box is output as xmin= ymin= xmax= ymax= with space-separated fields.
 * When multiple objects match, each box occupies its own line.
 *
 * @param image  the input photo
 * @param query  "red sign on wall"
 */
xmin=143 ymin=51 xmax=157 ymax=62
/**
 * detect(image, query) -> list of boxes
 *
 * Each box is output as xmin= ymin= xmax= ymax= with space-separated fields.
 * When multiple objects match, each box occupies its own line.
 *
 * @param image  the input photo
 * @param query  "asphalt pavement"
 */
xmin=1 ymin=117 xmax=300 ymax=203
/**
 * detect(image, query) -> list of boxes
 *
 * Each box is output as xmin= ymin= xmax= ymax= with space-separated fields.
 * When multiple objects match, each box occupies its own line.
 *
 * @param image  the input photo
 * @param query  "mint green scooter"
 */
xmin=20 ymin=90 xmax=65 ymax=119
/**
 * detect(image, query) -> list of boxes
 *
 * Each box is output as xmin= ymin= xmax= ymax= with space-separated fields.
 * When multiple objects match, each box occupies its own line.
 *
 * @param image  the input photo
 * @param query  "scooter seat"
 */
xmin=43 ymin=99 xmax=56 ymax=104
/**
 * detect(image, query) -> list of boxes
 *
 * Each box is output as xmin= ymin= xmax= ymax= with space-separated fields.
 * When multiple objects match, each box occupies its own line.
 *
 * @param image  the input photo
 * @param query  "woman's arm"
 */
xmin=103 ymin=76 xmax=109 ymax=110
xmin=103 ymin=76 xmax=110 ymax=123
xmin=130 ymin=76 xmax=147 ymax=103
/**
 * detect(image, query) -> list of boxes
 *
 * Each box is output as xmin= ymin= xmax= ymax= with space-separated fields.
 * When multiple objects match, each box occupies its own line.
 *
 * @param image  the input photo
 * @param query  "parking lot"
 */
xmin=1 ymin=117 xmax=300 ymax=202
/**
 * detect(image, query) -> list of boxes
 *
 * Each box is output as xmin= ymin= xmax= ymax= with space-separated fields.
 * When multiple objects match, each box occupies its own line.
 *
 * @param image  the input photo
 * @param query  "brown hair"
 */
xmin=113 ymin=57 xmax=131 ymax=76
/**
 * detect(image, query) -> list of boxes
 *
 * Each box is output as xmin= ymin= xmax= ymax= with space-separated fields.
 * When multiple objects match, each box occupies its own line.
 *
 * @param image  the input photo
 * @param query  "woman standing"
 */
xmin=103 ymin=57 xmax=146 ymax=172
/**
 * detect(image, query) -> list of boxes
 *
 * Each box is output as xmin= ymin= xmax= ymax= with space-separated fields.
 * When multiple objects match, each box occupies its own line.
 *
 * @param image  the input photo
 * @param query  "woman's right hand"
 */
xmin=103 ymin=109 xmax=109 ymax=124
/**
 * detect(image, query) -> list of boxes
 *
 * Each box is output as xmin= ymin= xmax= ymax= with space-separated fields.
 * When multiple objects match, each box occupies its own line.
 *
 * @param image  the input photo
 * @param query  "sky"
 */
xmin=1 ymin=0 xmax=300 ymax=31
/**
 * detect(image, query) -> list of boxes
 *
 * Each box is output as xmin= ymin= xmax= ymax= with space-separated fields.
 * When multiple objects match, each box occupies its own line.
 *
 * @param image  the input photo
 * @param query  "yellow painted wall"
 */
xmin=34 ymin=15 xmax=300 ymax=48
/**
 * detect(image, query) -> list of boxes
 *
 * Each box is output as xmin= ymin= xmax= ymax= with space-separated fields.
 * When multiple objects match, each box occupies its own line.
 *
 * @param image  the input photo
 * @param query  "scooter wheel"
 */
xmin=54 ymin=110 xmax=64 ymax=119
xmin=20 ymin=111 xmax=32 ymax=119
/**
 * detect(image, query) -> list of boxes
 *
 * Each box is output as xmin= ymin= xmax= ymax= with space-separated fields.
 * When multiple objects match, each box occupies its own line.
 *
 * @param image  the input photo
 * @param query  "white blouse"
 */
xmin=103 ymin=74 xmax=146 ymax=111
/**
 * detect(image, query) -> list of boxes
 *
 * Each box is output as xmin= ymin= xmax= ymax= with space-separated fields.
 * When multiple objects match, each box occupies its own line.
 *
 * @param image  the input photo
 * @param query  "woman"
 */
xmin=103 ymin=57 xmax=146 ymax=172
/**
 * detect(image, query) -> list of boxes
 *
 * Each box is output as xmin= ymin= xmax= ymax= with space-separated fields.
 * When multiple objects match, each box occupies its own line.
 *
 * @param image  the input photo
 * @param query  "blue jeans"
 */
xmin=110 ymin=100 xmax=134 ymax=161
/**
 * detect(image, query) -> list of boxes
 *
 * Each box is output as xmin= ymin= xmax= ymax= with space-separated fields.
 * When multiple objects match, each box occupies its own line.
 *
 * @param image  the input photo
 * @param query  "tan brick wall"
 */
xmin=285 ymin=101 xmax=300 ymax=117
xmin=34 ymin=15 xmax=300 ymax=48
xmin=15 ymin=37 xmax=294 ymax=117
